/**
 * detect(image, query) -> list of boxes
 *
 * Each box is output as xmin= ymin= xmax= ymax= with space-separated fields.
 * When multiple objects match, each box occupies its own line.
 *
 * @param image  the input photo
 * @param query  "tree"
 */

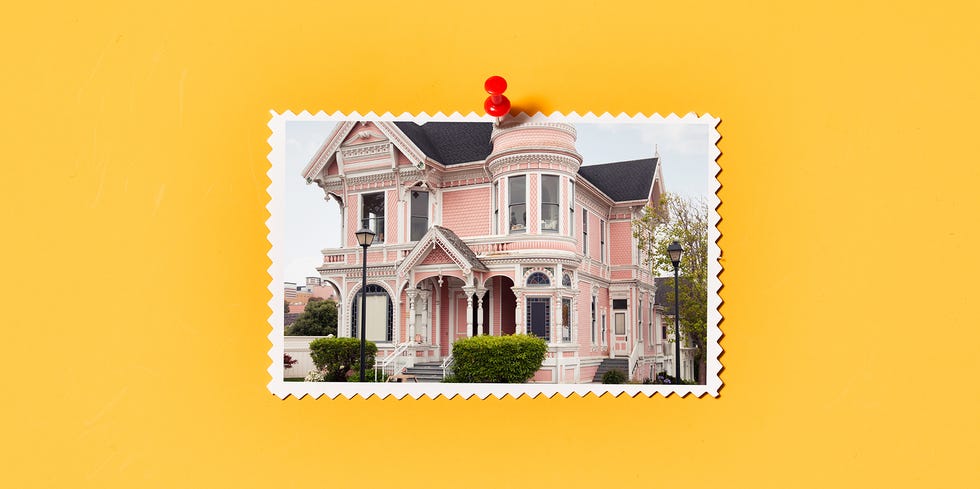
xmin=633 ymin=192 xmax=710 ymax=383
xmin=285 ymin=297 xmax=338 ymax=336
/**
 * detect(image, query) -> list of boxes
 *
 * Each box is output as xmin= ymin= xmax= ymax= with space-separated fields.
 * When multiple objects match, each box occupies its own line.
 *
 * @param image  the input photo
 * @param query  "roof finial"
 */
xmin=654 ymin=144 xmax=660 ymax=158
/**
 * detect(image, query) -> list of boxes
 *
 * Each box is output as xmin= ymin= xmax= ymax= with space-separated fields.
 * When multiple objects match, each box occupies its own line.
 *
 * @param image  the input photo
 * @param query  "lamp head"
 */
xmin=667 ymin=240 xmax=683 ymax=267
xmin=355 ymin=228 xmax=376 ymax=247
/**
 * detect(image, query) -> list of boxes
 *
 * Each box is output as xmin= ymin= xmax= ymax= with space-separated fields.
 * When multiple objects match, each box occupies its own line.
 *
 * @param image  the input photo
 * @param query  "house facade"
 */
xmin=299 ymin=119 xmax=688 ymax=383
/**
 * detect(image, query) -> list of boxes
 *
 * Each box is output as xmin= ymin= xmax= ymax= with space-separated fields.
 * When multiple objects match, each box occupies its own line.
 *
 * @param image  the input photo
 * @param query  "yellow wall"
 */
xmin=3 ymin=1 xmax=978 ymax=487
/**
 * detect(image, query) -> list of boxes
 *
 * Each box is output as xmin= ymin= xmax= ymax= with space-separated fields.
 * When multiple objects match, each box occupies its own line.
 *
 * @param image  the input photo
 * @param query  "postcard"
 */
xmin=267 ymin=111 xmax=721 ymax=399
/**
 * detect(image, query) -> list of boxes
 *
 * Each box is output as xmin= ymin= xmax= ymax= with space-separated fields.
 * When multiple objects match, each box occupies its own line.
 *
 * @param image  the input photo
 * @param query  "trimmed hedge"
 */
xmin=309 ymin=337 xmax=377 ymax=382
xmin=451 ymin=334 xmax=547 ymax=383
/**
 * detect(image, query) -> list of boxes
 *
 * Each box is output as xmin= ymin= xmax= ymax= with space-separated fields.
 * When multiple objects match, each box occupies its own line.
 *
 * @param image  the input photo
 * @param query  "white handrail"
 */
xmin=440 ymin=353 xmax=453 ymax=378
xmin=628 ymin=340 xmax=642 ymax=380
xmin=376 ymin=342 xmax=412 ymax=381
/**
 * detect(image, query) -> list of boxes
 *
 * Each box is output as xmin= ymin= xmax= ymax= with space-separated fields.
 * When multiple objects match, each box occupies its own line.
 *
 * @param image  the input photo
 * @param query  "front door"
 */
xmin=613 ymin=311 xmax=628 ymax=356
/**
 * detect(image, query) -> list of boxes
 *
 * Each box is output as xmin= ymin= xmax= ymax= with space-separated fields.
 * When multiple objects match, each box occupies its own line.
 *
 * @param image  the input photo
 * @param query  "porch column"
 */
xmin=463 ymin=286 xmax=476 ymax=337
xmin=475 ymin=288 xmax=487 ymax=336
xmin=514 ymin=290 xmax=524 ymax=334
xmin=406 ymin=288 xmax=418 ymax=343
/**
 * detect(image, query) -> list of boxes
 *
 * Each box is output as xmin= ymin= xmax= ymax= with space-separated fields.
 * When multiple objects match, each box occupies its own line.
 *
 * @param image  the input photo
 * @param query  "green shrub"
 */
xmin=602 ymin=369 xmax=628 ymax=384
xmin=451 ymin=334 xmax=547 ymax=383
xmin=308 ymin=337 xmax=376 ymax=382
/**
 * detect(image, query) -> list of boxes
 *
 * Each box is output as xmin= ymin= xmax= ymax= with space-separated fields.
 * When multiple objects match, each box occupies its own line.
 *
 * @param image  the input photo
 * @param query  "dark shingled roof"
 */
xmin=577 ymin=158 xmax=659 ymax=202
xmin=432 ymin=225 xmax=488 ymax=271
xmin=390 ymin=122 xmax=658 ymax=201
xmin=394 ymin=122 xmax=493 ymax=166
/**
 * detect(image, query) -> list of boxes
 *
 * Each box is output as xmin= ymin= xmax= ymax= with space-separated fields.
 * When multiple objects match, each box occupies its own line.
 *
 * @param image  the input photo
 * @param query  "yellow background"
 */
xmin=3 ymin=1 xmax=978 ymax=487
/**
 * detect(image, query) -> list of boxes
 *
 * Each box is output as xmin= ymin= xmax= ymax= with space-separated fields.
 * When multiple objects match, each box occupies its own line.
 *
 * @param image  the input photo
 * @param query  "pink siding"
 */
xmin=440 ymin=286 xmax=450 ymax=356
xmin=442 ymin=187 xmax=490 ymax=237
xmin=420 ymin=245 xmax=453 ymax=265
xmin=609 ymin=221 xmax=633 ymax=266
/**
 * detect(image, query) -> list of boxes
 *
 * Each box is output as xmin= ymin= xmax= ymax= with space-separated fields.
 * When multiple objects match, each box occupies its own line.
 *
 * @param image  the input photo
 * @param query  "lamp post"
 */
xmin=667 ymin=240 xmax=684 ymax=381
xmin=355 ymin=227 xmax=376 ymax=382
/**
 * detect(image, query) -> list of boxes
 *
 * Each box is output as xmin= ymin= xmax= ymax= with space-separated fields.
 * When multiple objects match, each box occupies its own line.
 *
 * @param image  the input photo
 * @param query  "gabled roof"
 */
xmin=393 ymin=122 xmax=494 ymax=166
xmin=577 ymin=158 xmax=659 ymax=202
xmin=307 ymin=121 xmax=660 ymax=203
xmin=397 ymin=225 xmax=488 ymax=277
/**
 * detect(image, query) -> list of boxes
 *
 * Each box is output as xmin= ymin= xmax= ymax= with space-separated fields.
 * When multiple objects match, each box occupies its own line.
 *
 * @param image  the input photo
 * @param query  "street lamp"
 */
xmin=355 ymin=227 xmax=376 ymax=382
xmin=667 ymin=240 xmax=684 ymax=381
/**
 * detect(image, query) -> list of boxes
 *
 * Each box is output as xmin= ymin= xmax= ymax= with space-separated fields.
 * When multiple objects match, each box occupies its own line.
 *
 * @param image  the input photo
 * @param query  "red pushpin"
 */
xmin=484 ymin=75 xmax=511 ymax=118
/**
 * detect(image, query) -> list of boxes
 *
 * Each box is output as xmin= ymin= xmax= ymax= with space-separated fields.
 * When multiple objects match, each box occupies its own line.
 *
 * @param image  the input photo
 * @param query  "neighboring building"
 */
xmin=284 ymin=277 xmax=337 ymax=314
xmin=299 ymin=120 xmax=670 ymax=382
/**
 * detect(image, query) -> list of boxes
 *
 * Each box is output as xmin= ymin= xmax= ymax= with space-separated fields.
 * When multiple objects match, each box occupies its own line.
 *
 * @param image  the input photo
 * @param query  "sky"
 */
xmin=282 ymin=119 xmax=713 ymax=285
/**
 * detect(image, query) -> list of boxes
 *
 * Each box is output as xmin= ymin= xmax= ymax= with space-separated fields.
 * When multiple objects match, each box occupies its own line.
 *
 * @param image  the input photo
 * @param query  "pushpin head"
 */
xmin=484 ymin=75 xmax=507 ymax=95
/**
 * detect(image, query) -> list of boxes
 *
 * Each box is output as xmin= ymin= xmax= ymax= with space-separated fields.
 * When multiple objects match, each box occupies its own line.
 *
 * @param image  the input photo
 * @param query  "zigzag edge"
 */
xmin=266 ymin=110 xmax=723 ymax=400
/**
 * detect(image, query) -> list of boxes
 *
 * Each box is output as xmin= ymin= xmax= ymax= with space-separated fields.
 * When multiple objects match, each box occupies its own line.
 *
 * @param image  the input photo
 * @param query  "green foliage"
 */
xmin=602 ymin=369 xmax=628 ymax=384
xmin=633 ymin=192 xmax=709 ymax=382
xmin=285 ymin=298 xmax=338 ymax=336
xmin=308 ymin=337 xmax=376 ymax=381
xmin=451 ymin=334 xmax=547 ymax=383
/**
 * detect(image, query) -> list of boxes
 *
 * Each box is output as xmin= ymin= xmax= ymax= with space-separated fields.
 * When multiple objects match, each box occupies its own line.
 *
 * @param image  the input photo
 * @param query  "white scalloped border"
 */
xmin=267 ymin=110 xmax=723 ymax=399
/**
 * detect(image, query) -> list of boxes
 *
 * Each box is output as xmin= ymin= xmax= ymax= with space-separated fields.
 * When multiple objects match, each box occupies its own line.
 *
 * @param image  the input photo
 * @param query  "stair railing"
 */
xmin=376 ymin=342 xmax=412 ymax=382
xmin=440 ymin=353 xmax=454 ymax=379
xmin=628 ymin=340 xmax=642 ymax=381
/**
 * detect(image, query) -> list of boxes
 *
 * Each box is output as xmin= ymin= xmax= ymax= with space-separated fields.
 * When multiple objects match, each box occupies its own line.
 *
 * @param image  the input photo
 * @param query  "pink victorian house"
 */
xmin=301 ymin=119 xmax=672 ymax=383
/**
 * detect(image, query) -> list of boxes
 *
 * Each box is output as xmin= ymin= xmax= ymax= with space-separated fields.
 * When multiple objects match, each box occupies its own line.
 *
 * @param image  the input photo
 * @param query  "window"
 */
xmin=526 ymin=272 xmax=550 ymax=286
xmin=526 ymin=297 xmax=551 ymax=340
xmin=599 ymin=219 xmax=606 ymax=263
xmin=601 ymin=313 xmax=607 ymax=345
xmin=541 ymin=175 xmax=559 ymax=232
xmin=562 ymin=298 xmax=572 ymax=342
xmin=492 ymin=181 xmax=499 ymax=234
xmin=582 ymin=209 xmax=589 ymax=255
xmin=591 ymin=295 xmax=597 ymax=344
xmin=361 ymin=192 xmax=385 ymax=243
xmin=638 ymin=298 xmax=643 ymax=341
xmin=350 ymin=284 xmax=392 ymax=342
xmin=509 ymin=175 xmax=526 ymax=232
xmin=562 ymin=273 xmax=571 ymax=287
xmin=615 ymin=312 xmax=626 ymax=335
xmin=569 ymin=180 xmax=575 ymax=236
xmin=410 ymin=191 xmax=429 ymax=241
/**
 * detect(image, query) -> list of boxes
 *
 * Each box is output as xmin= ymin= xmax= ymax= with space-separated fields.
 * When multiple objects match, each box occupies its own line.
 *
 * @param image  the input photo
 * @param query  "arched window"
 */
xmin=350 ymin=284 xmax=393 ymax=342
xmin=526 ymin=272 xmax=550 ymax=286
xmin=562 ymin=273 xmax=572 ymax=287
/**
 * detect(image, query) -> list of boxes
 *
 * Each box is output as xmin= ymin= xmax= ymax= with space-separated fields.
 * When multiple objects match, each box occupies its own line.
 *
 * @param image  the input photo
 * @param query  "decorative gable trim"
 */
xmin=397 ymin=226 xmax=488 ymax=279
xmin=302 ymin=121 xmax=430 ymax=181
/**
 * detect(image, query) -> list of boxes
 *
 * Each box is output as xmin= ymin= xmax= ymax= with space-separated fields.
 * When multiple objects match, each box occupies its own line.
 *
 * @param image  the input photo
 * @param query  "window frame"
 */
xmin=569 ymin=180 xmax=575 ymax=236
xmin=360 ymin=191 xmax=386 ymax=244
xmin=540 ymin=174 xmax=560 ymax=233
xmin=409 ymin=190 xmax=429 ymax=242
xmin=492 ymin=181 xmax=499 ymax=235
xmin=582 ymin=209 xmax=589 ymax=255
xmin=508 ymin=175 xmax=527 ymax=233
xmin=600 ymin=219 xmax=606 ymax=263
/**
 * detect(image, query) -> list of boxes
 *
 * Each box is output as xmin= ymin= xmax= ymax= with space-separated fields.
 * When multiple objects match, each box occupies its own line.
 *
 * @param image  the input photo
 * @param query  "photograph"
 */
xmin=268 ymin=112 xmax=721 ymax=399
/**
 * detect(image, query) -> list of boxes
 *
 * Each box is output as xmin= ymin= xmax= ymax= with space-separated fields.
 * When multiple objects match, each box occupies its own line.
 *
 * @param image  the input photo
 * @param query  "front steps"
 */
xmin=401 ymin=362 xmax=446 ymax=383
xmin=592 ymin=358 xmax=629 ymax=383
